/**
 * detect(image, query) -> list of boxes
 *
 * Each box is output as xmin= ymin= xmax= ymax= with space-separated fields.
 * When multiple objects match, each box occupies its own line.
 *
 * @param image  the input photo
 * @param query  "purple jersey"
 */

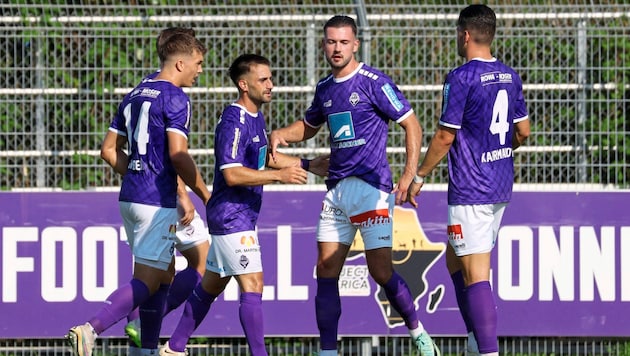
xmin=440 ymin=58 xmax=529 ymax=205
xmin=109 ymin=79 xmax=191 ymax=208
xmin=207 ymin=104 xmax=268 ymax=235
xmin=304 ymin=63 xmax=414 ymax=193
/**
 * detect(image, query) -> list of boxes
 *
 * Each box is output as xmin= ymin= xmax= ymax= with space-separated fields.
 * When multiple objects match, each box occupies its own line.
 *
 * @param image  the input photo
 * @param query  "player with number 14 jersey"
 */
xmin=110 ymin=79 xmax=191 ymax=208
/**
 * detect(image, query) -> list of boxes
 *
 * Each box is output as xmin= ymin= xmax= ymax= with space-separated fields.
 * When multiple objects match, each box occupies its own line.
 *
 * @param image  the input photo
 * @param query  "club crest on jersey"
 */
xmin=349 ymin=92 xmax=360 ymax=106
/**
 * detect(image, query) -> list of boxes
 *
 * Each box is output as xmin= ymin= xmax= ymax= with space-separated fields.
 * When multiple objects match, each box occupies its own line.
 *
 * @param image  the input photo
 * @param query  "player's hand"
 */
xmin=177 ymin=194 xmax=195 ymax=225
xmin=308 ymin=154 xmax=330 ymax=177
xmin=393 ymin=173 xmax=414 ymax=206
xmin=278 ymin=166 xmax=308 ymax=184
xmin=269 ymin=130 xmax=288 ymax=163
xmin=406 ymin=181 xmax=424 ymax=208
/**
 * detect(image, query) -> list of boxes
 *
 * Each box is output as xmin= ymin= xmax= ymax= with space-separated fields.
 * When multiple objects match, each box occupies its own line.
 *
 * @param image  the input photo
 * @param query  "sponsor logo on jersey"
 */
xmin=481 ymin=72 xmax=497 ymax=83
xmin=442 ymin=83 xmax=451 ymax=114
xmin=328 ymin=111 xmax=355 ymax=142
xmin=381 ymin=83 xmax=403 ymax=111
xmin=139 ymin=88 xmax=161 ymax=98
xmin=257 ymin=145 xmax=267 ymax=170
xmin=480 ymin=71 xmax=513 ymax=85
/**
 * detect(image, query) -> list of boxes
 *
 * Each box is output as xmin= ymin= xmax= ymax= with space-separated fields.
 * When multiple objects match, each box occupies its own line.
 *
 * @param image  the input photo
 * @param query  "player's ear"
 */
xmin=175 ymin=59 xmax=184 ymax=72
xmin=238 ymin=79 xmax=248 ymax=92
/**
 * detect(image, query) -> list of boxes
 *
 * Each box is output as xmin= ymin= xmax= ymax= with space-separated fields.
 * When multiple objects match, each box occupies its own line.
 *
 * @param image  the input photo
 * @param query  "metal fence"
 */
xmin=1 ymin=336 xmax=630 ymax=356
xmin=1 ymin=1 xmax=630 ymax=355
xmin=1 ymin=1 xmax=629 ymax=190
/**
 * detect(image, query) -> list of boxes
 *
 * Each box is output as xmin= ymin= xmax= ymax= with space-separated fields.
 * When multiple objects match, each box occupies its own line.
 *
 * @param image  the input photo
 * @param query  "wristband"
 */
xmin=300 ymin=158 xmax=310 ymax=171
xmin=413 ymin=174 xmax=424 ymax=184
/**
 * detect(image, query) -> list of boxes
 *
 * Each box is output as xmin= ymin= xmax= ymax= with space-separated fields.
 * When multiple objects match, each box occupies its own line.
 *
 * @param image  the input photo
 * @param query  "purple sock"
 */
xmin=465 ymin=281 xmax=498 ymax=353
xmin=383 ymin=271 xmax=419 ymax=330
xmin=451 ymin=271 xmax=473 ymax=333
xmin=164 ymin=267 xmax=202 ymax=316
xmin=169 ymin=284 xmax=216 ymax=352
xmin=89 ymin=279 xmax=149 ymax=334
xmin=315 ymin=277 xmax=341 ymax=351
xmin=140 ymin=284 xmax=169 ymax=349
xmin=239 ymin=292 xmax=267 ymax=356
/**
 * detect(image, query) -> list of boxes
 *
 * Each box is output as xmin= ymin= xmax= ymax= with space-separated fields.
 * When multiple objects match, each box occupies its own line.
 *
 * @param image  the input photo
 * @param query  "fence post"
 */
xmin=576 ymin=19 xmax=588 ymax=183
xmin=35 ymin=36 xmax=46 ymax=187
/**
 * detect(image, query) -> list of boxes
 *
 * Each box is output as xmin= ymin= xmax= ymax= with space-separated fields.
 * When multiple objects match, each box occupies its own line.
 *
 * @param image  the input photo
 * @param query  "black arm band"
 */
xmin=300 ymin=158 xmax=310 ymax=171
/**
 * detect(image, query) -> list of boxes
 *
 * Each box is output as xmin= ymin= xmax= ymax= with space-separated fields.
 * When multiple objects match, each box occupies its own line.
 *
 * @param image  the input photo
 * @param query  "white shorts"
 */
xmin=119 ymin=201 xmax=178 ymax=271
xmin=317 ymin=177 xmax=394 ymax=250
xmin=447 ymin=203 xmax=507 ymax=256
xmin=175 ymin=210 xmax=210 ymax=252
xmin=206 ymin=230 xmax=263 ymax=278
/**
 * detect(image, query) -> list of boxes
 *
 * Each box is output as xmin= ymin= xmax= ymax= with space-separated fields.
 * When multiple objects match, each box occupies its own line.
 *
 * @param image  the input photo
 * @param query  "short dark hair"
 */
xmin=457 ymin=4 xmax=496 ymax=45
xmin=228 ymin=54 xmax=271 ymax=86
xmin=157 ymin=32 xmax=206 ymax=63
xmin=156 ymin=27 xmax=196 ymax=53
xmin=323 ymin=15 xmax=357 ymax=36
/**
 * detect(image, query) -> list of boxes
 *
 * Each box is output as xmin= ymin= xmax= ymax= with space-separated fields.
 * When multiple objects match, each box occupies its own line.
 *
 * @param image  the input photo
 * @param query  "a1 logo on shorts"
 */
xmin=328 ymin=111 xmax=355 ymax=142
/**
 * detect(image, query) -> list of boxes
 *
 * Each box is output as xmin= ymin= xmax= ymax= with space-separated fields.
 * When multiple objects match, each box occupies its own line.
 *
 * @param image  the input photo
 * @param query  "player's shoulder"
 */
xmin=448 ymin=59 xmax=511 ymax=84
xmin=218 ymin=103 xmax=252 ymax=126
xmin=356 ymin=63 xmax=391 ymax=82
xmin=129 ymin=80 xmax=185 ymax=99
xmin=315 ymin=74 xmax=334 ymax=88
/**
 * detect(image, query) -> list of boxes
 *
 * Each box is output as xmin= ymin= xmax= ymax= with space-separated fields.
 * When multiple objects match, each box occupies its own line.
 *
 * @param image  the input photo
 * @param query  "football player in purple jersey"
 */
xmin=159 ymin=54 xmax=328 ymax=356
xmin=66 ymin=31 xmax=211 ymax=356
xmin=269 ymin=15 xmax=439 ymax=356
xmin=409 ymin=5 xmax=531 ymax=356
xmin=123 ymin=27 xmax=213 ymax=354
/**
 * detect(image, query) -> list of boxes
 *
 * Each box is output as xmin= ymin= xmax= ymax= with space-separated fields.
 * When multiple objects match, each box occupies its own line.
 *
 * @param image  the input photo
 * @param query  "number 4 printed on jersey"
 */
xmin=490 ymin=89 xmax=509 ymax=145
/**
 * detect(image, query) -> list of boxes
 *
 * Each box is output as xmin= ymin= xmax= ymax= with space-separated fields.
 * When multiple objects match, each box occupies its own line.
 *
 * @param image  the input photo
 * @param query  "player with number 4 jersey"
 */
xmin=409 ymin=5 xmax=530 ymax=356
xmin=438 ymin=54 xmax=528 ymax=205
